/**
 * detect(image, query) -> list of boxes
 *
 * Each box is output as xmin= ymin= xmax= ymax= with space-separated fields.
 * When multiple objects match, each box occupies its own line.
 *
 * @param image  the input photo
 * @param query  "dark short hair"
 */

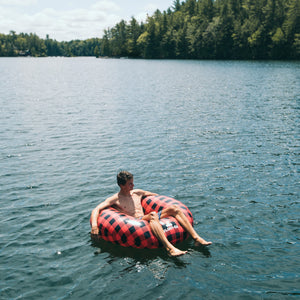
xmin=117 ymin=171 xmax=133 ymax=186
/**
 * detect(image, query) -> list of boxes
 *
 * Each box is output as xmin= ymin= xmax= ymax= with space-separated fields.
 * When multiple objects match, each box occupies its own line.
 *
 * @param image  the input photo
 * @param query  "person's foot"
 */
xmin=194 ymin=237 xmax=212 ymax=246
xmin=168 ymin=247 xmax=187 ymax=257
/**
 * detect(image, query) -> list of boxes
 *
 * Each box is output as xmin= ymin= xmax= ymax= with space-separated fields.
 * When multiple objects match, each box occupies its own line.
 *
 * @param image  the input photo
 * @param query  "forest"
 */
xmin=0 ymin=32 xmax=101 ymax=57
xmin=0 ymin=0 xmax=299 ymax=59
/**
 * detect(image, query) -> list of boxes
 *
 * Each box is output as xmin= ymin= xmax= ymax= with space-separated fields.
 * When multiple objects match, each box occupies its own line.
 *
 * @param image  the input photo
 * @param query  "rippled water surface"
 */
xmin=0 ymin=58 xmax=299 ymax=299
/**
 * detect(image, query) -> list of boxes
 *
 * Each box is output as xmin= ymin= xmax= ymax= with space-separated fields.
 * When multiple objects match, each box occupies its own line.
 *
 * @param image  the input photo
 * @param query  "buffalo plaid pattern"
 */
xmin=97 ymin=195 xmax=194 ymax=249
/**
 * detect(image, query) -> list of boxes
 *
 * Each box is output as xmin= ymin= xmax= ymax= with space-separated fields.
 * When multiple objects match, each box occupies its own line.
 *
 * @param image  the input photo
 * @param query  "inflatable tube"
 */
xmin=95 ymin=195 xmax=194 ymax=249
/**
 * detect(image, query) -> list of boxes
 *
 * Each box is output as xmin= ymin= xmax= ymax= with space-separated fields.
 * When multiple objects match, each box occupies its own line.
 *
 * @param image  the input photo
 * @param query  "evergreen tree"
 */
xmin=173 ymin=0 xmax=182 ymax=12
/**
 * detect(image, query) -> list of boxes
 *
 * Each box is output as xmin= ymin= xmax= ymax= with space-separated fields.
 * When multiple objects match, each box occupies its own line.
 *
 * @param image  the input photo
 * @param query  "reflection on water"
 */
xmin=148 ymin=259 xmax=169 ymax=280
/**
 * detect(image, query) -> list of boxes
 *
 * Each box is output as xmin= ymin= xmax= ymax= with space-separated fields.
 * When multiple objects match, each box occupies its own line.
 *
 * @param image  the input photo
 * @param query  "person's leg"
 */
xmin=161 ymin=205 xmax=212 ymax=246
xmin=142 ymin=212 xmax=187 ymax=256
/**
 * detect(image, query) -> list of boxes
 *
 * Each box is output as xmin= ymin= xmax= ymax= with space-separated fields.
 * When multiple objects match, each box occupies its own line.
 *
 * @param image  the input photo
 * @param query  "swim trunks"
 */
xmin=157 ymin=210 xmax=162 ymax=220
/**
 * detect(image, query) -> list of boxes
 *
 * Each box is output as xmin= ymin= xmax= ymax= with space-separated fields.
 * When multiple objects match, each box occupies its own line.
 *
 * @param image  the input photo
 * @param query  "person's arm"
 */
xmin=134 ymin=189 xmax=158 ymax=197
xmin=90 ymin=194 xmax=118 ymax=235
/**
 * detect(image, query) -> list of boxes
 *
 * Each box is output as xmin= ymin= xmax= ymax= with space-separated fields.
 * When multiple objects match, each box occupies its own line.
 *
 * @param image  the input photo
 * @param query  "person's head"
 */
xmin=117 ymin=171 xmax=133 ymax=187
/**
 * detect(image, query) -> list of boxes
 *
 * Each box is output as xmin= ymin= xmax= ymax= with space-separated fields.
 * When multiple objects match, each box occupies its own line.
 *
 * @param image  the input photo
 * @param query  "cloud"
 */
xmin=91 ymin=1 xmax=120 ymax=12
xmin=0 ymin=0 xmax=121 ymax=41
xmin=0 ymin=0 xmax=37 ymax=6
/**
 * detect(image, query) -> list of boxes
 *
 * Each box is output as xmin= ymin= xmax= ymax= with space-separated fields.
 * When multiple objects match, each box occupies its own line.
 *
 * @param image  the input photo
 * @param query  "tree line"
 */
xmin=0 ymin=32 xmax=101 ymax=57
xmin=0 ymin=0 xmax=299 ymax=59
xmin=101 ymin=0 xmax=299 ymax=59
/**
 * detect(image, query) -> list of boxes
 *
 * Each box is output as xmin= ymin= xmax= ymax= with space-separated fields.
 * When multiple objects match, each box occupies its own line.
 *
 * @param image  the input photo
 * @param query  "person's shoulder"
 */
xmin=106 ymin=193 xmax=119 ymax=203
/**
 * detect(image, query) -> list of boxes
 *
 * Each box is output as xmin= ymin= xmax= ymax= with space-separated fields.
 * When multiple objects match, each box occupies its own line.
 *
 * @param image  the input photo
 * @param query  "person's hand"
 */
xmin=91 ymin=226 xmax=99 ymax=235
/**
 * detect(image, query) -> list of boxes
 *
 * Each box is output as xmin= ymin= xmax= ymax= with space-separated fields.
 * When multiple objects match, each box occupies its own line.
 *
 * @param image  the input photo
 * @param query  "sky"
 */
xmin=0 ymin=0 xmax=174 ymax=41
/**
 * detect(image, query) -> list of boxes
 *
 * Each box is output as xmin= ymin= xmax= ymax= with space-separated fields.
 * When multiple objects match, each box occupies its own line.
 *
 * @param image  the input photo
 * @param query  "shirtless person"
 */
xmin=91 ymin=171 xmax=211 ymax=257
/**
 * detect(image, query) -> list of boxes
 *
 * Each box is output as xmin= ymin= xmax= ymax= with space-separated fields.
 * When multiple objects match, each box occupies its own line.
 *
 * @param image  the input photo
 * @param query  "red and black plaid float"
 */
xmin=96 ymin=195 xmax=194 ymax=249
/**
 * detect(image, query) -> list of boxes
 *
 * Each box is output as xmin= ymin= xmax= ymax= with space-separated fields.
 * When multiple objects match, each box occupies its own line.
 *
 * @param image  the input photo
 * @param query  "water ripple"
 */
xmin=0 ymin=58 xmax=299 ymax=299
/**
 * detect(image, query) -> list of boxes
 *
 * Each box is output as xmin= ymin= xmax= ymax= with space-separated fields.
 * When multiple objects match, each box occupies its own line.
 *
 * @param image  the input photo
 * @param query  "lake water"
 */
xmin=0 ymin=57 xmax=299 ymax=299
